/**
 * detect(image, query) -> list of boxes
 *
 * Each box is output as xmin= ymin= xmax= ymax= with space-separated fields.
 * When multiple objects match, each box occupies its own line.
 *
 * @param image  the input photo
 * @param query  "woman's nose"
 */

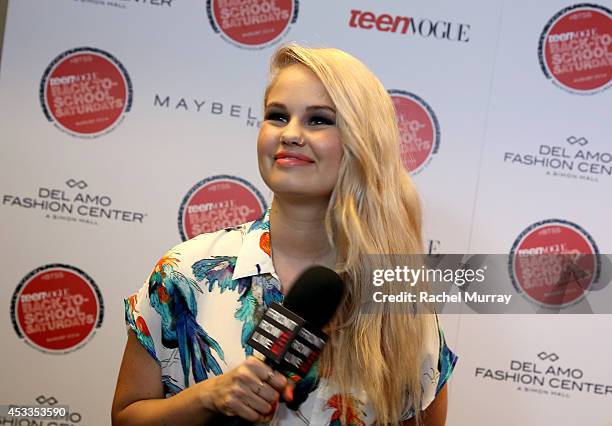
xmin=280 ymin=134 xmax=305 ymax=147
xmin=279 ymin=117 xmax=303 ymax=144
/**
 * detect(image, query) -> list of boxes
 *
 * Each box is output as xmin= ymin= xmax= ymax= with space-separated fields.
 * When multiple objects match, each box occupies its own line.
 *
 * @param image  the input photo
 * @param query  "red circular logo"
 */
xmin=389 ymin=90 xmax=440 ymax=175
xmin=40 ymin=47 xmax=132 ymax=137
xmin=179 ymin=175 xmax=267 ymax=240
xmin=539 ymin=4 xmax=611 ymax=94
xmin=11 ymin=265 xmax=103 ymax=353
xmin=510 ymin=220 xmax=599 ymax=308
xmin=207 ymin=0 xmax=296 ymax=48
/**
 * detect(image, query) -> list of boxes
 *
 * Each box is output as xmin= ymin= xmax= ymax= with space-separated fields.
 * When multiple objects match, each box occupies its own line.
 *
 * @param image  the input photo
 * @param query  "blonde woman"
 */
xmin=112 ymin=44 xmax=457 ymax=426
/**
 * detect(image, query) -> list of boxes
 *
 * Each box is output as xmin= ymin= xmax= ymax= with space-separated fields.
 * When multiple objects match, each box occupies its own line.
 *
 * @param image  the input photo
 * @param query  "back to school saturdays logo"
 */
xmin=538 ymin=3 xmax=611 ymax=94
xmin=40 ymin=47 xmax=132 ymax=137
xmin=206 ymin=0 xmax=298 ymax=49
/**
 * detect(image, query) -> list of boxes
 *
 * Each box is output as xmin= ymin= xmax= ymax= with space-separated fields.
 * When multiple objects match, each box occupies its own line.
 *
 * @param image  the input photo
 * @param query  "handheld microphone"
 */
xmin=223 ymin=265 xmax=345 ymax=425
xmin=248 ymin=265 xmax=345 ymax=376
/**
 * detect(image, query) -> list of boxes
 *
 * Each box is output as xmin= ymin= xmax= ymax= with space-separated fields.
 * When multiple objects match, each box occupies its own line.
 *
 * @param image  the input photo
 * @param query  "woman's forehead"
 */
xmin=267 ymin=64 xmax=333 ymax=106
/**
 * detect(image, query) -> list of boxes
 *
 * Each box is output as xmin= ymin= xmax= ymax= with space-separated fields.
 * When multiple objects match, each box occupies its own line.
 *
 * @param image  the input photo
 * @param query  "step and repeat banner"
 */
xmin=0 ymin=0 xmax=610 ymax=425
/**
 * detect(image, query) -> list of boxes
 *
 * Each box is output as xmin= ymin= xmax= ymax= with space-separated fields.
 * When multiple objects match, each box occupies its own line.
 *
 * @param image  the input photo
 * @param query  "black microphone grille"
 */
xmin=282 ymin=265 xmax=345 ymax=329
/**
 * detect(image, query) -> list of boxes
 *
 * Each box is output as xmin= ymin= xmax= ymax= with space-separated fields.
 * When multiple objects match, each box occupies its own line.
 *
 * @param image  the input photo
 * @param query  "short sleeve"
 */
xmin=124 ymin=271 xmax=163 ymax=365
xmin=400 ymin=314 xmax=458 ymax=420
xmin=434 ymin=316 xmax=458 ymax=395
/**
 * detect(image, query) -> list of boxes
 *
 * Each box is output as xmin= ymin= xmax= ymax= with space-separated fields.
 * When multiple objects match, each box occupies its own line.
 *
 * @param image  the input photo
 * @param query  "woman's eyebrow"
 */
xmin=265 ymin=102 xmax=336 ymax=114
xmin=265 ymin=102 xmax=286 ymax=110
xmin=306 ymin=105 xmax=336 ymax=113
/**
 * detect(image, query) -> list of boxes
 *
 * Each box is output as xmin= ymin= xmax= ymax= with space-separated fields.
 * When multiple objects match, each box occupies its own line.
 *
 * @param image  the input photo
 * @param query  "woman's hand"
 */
xmin=200 ymin=356 xmax=294 ymax=422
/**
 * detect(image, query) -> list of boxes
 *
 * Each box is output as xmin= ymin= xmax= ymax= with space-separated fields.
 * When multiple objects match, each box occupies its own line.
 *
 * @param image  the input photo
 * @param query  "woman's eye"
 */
xmin=265 ymin=112 xmax=287 ymax=122
xmin=309 ymin=116 xmax=335 ymax=126
xmin=264 ymin=112 xmax=335 ymax=126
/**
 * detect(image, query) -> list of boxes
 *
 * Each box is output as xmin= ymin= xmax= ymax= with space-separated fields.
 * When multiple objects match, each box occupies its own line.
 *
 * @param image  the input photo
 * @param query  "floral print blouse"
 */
xmin=124 ymin=209 xmax=457 ymax=425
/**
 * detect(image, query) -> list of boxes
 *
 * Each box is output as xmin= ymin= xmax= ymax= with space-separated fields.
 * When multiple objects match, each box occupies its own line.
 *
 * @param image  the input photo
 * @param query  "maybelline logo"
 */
xmin=503 ymin=136 xmax=611 ymax=182
xmin=153 ymin=95 xmax=261 ymax=127
xmin=2 ymin=180 xmax=147 ymax=225
xmin=475 ymin=351 xmax=612 ymax=398
xmin=349 ymin=9 xmax=470 ymax=42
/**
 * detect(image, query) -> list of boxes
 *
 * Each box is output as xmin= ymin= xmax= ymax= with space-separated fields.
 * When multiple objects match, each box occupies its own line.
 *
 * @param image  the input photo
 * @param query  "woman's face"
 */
xmin=257 ymin=64 xmax=343 ymax=201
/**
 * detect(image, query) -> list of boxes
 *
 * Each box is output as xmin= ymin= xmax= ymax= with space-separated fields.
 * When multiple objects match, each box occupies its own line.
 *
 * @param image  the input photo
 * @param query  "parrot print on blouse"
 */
xmin=248 ymin=212 xmax=269 ymax=232
xmin=147 ymin=252 xmax=225 ymax=387
xmin=124 ymin=293 xmax=156 ymax=359
xmin=236 ymin=274 xmax=283 ymax=355
xmin=162 ymin=375 xmax=183 ymax=397
xmin=192 ymin=256 xmax=248 ymax=294
xmin=436 ymin=327 xmax=458 ymax=395
xmin=259 ymin=231 xmax=271 ymax=256
xmin=285 ymin=360 xmax=321 ymax=411
xmin=191 ymin=254 xmax=283 ymax=357
xmin=326 ymin=394 xmax=367 ymax=426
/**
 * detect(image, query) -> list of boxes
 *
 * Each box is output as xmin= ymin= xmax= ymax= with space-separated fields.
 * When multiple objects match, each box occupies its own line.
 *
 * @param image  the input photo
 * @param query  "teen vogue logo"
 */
xmin=509 ymin=219 xmax=600 ymax=309
xmin=178 ymin=175 xmax=267 ymax=240
xmin=389 ymin=90 xmax=440 ymax=175
xmin=40 ymin=47 xmax=133 ymax=137
xmin=538 ymin=3 xmax=611 ymax=94
xmin=10 ymin=264 xmax=104 ymax=354
xmin=349 ymin=9 xmax=471 ymax=42
xmin=206 ymin=0 xmax=298 ymax=49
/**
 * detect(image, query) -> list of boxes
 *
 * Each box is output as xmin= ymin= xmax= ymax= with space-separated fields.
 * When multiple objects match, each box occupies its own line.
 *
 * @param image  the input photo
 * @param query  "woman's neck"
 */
xmin=269 ymin=196 xmax=334 ymax=265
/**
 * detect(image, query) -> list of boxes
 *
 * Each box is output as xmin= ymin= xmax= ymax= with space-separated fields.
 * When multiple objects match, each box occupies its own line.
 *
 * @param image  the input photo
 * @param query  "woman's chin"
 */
xmin=270 ymin=186 xmax=332 ymax=203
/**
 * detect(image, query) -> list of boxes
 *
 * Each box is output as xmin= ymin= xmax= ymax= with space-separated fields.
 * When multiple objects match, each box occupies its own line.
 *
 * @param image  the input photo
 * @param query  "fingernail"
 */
xmin=287 ymin=386 xmax=294 ymax=402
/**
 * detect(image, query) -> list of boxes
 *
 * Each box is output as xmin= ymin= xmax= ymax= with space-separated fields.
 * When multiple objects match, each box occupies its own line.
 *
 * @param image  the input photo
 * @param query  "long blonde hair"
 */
xmin=265 ymin=44 xmax=436 ymax=425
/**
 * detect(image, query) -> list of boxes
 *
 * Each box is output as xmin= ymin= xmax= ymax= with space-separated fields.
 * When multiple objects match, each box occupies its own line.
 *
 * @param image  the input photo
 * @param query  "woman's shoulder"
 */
xmin=162 ymin=219 xmax=261 ymax=269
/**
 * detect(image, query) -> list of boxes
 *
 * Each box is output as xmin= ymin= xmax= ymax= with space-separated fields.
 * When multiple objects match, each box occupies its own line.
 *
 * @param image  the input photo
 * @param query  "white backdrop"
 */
xmin=0 ymin=0 xmax=610 ymax=425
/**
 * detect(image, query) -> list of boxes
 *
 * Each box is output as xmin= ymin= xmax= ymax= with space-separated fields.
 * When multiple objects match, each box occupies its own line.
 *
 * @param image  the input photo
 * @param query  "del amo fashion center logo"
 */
xmin=538 ymin=3 xmax=611 ymax=94
xmin=1 ymin=179 xmax=147 ymax=225
xmin=153 ymin=95 xmax=261 ymax=127
xmin=40 ymin=47 xmax=132 ymax=137
xmin=349 ymin=9 xmax=470 ymax=42
xmin=503 ymin=136 xmax=611 ymax=183
xmin=69 ymin=0 xmax=173 ymax=10
xmin=389 ymin=90 xmax=440 ymax=175
xmin=10 ymin=264 xmax=104 ymax=354
xmin=207 ymin=0 xmax=298 ymax=49
xmin=178 ymin=175 xmax=267 ymax=241
xmin=509 ymin=219 xmax=600 ymax=309
xmin=475 ymin=351 xmax=612 ymax=398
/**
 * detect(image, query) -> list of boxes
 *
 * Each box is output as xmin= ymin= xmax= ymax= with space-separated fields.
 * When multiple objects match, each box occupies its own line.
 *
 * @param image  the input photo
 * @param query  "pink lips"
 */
xmin=274 ymin=151 xmax=314 ymax=166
